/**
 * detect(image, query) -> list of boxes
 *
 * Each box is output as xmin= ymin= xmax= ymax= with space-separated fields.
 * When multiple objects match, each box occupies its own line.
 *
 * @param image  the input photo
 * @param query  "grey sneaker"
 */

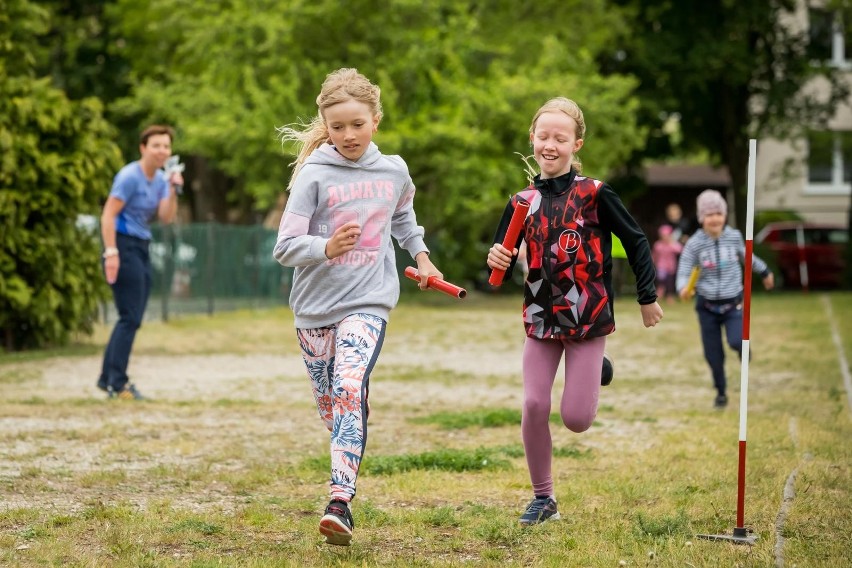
xmin=319 ymin=499 xmax=354 ymax=546
xmin=519 ymin=497 xmax=560 ymax=526
xmin=714 ymin=394 xmax=728 ymax=408
xmin=601 ymin=353 xmax=614 ymax=386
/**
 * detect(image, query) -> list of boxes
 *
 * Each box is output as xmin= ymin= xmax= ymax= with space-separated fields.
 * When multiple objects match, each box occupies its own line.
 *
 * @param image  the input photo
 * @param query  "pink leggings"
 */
xmin=522 ymin=335 xmax=606 ymax=497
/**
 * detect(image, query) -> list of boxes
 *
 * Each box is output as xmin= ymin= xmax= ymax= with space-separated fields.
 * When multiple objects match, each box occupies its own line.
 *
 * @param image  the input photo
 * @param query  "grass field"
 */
xmin=1 ymin=291 xmax=850 ymax=567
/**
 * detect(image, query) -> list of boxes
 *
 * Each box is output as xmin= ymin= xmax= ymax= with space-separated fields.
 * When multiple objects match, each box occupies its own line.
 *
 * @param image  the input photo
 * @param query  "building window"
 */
xmin=808 ymin=8 xmax=850 ymax=67
xmin=807 ymin=130 xmax=852 ymax=194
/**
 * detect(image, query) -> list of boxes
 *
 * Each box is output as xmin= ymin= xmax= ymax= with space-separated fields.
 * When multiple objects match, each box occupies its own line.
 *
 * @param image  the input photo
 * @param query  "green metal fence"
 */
xmin=102 ymin=223 xmax=293 ymax=322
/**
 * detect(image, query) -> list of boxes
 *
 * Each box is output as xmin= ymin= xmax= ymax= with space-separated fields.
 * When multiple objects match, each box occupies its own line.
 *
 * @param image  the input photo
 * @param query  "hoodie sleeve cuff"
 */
xmin=404 ymin=237 xmax=428 ymax=259
xmin=311 ymin=237 xmax=330 ymax=261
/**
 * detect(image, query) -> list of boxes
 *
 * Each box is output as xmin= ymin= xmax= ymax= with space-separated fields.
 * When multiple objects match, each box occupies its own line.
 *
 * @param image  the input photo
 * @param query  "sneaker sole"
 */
xmin=519 ymin=511 xmax=561 ymax=526
xmin=319 ymin=515 xmax=352 ymax=546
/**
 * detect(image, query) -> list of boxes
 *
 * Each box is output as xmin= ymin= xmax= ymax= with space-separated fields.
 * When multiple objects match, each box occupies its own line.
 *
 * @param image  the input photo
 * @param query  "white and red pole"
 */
xmin=734 ymin=138 xmax=757 ymax=540
xmin=698 ymin=139 xmax=759 ymax=545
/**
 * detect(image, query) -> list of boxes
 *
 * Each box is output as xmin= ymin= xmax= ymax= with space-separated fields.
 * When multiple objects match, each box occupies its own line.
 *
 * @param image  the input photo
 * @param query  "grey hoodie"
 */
xmin=273 ymin=142 xmax=428 ymax=328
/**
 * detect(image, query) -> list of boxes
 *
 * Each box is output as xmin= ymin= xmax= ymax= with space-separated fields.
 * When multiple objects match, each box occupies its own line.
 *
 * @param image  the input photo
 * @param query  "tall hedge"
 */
xmin=0 ymin=74 xmax=123 ymax=350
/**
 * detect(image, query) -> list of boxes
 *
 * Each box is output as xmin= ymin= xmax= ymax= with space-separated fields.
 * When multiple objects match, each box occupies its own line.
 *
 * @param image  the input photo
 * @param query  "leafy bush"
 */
xmin=0 ymin=74 xmax=122 ymax=350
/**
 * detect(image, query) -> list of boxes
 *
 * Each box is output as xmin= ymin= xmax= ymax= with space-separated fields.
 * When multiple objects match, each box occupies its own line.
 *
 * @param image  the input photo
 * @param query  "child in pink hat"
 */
xmin=652 ymin=224 xmax=682 ymax=303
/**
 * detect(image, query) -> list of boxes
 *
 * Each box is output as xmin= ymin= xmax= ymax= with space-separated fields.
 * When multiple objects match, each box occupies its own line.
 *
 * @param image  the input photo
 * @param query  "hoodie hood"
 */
xmin=305 ymin=141 xmax=382 ymax=169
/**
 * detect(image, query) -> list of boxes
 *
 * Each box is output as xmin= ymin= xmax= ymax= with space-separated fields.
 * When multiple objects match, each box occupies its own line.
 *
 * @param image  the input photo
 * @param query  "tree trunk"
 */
xmin=717 ymin=88 xmax=750 ymax=234
xmin=186 ymin=155 xmax=231 ymax=222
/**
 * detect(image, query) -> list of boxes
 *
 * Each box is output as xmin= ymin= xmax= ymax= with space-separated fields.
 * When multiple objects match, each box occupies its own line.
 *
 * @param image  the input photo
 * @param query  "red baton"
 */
xmin=404 ymin=267 xmax=467 ymax=299
xmin=488 ymin=198 xmax=530 ymax=286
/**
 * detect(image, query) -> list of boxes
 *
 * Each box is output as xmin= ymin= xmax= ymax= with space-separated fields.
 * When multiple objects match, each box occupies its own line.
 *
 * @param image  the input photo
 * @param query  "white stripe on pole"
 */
xmin=745 ymin=139 xmax=756 ymax=241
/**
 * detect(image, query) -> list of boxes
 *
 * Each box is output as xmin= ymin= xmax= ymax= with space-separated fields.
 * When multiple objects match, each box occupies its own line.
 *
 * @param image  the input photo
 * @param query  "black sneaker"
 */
xmin=114 ymin=383 xmax=146 ymax=401
xmin=519 ymin=496 xmax=560 ymax=526
xmin=601 ymin=353 xmax=614 ymax=386
xmin=714 ymin=394 xmax=728 ymax=408
xmin=319 ymin=499 xmax=354 ymax=546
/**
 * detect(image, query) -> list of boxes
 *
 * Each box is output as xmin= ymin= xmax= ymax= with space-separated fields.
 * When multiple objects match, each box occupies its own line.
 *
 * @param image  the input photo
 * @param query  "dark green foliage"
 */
xmin=104 ymin=0 xmax=644 ymax=281
xmin=1 ymin=0 xmax=123 ymax=350
xmin=10 ymin=0 xmax=850 ymax=335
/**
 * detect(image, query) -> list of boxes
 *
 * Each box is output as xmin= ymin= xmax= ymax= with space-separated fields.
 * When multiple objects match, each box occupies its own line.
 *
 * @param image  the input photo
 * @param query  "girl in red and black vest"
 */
xmin=487 ymin=97 xmax=664 ymax=527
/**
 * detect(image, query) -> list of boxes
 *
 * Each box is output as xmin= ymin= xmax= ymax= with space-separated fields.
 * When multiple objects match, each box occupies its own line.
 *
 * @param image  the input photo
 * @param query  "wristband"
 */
xmin=103 ymin=247 xmax=119 ymax=259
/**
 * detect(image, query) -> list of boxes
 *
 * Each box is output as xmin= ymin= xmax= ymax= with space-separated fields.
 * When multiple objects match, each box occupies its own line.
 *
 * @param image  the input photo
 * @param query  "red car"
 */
xmin=755 ymin=222 xmax=848 ymax=289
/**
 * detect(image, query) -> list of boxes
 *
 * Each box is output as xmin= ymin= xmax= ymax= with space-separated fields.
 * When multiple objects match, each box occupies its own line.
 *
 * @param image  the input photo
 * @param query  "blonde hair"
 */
xmin=278 ymin=68 xmax=383 ymax=190
xmin=527 ymin=97 xmax=586 ymax=174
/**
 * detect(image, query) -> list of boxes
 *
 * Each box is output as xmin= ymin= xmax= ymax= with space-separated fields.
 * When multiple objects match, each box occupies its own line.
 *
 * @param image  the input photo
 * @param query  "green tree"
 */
xmin=35 ymin=0 xmax=137 ymax=153
xmin=107 ymin=0 xmax=645 ymax=281
xmin=0 ymin=0 xmax=123 ymax=350
xmin=599 ymin=0 xmax=851 ymax=229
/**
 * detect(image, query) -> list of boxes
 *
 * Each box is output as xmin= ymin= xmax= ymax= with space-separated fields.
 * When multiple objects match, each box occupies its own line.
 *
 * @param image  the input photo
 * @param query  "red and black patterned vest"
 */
xmin=514 ymin=175 xmax=614 ymax=340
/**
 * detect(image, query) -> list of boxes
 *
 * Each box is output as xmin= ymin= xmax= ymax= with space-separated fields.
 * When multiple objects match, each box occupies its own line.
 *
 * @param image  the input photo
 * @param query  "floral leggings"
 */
xmin=296 ymin=313 xmax=386 ymax=502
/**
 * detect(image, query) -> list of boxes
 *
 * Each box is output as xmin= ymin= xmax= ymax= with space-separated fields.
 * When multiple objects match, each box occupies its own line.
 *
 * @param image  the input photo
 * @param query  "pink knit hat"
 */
xmin=696 ymin=189 xmax=727 ymax=223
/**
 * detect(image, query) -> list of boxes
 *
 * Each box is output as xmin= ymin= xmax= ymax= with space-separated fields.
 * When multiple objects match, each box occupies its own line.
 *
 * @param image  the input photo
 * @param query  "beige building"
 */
xmin=756 ymin=2 xmax=852 ymax=224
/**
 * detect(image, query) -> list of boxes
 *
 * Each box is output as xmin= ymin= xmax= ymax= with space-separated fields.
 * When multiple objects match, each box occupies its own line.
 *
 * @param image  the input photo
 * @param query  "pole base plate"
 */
xmin=696 ymin=529 xmax=758 ymax=545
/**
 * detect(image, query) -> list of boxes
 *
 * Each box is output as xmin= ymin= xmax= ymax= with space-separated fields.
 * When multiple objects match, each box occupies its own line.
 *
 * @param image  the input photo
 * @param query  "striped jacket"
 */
xmin=675 ymin=226 xmax=770 ymax=301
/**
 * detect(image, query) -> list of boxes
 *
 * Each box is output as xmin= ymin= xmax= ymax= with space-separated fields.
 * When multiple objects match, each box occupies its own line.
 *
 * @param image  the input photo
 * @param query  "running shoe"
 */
xmin=519 ymin=496 xmax=560 ymax=526
xmin=319 ymin=499 xmax=354 ymax=546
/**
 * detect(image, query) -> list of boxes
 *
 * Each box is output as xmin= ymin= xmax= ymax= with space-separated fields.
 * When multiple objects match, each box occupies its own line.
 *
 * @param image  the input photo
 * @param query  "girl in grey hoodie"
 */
xmin=273 ymin=68 xmax=442 ymax=546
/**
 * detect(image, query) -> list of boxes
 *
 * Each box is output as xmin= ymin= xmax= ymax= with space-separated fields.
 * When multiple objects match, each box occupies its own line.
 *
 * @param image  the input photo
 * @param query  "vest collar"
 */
xmin=533 ymin=169 xmax=576 ymax=196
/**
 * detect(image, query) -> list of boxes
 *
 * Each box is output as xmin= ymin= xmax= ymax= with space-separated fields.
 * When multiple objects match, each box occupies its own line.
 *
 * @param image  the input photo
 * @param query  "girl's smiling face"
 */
xmin=530 ymin=111 xmax=584 ymax=179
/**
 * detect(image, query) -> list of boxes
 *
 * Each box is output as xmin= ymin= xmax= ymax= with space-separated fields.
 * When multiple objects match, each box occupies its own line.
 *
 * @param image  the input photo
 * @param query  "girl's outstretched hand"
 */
xmin=325 ymin=222 xmax=361 ymax=259
xmin=640 ymin=302 xmax=664 ymax=328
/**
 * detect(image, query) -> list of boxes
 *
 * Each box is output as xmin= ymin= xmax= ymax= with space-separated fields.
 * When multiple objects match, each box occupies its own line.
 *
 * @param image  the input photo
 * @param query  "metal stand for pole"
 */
xmin=696 ymin=527 xmax=758 ymax=545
